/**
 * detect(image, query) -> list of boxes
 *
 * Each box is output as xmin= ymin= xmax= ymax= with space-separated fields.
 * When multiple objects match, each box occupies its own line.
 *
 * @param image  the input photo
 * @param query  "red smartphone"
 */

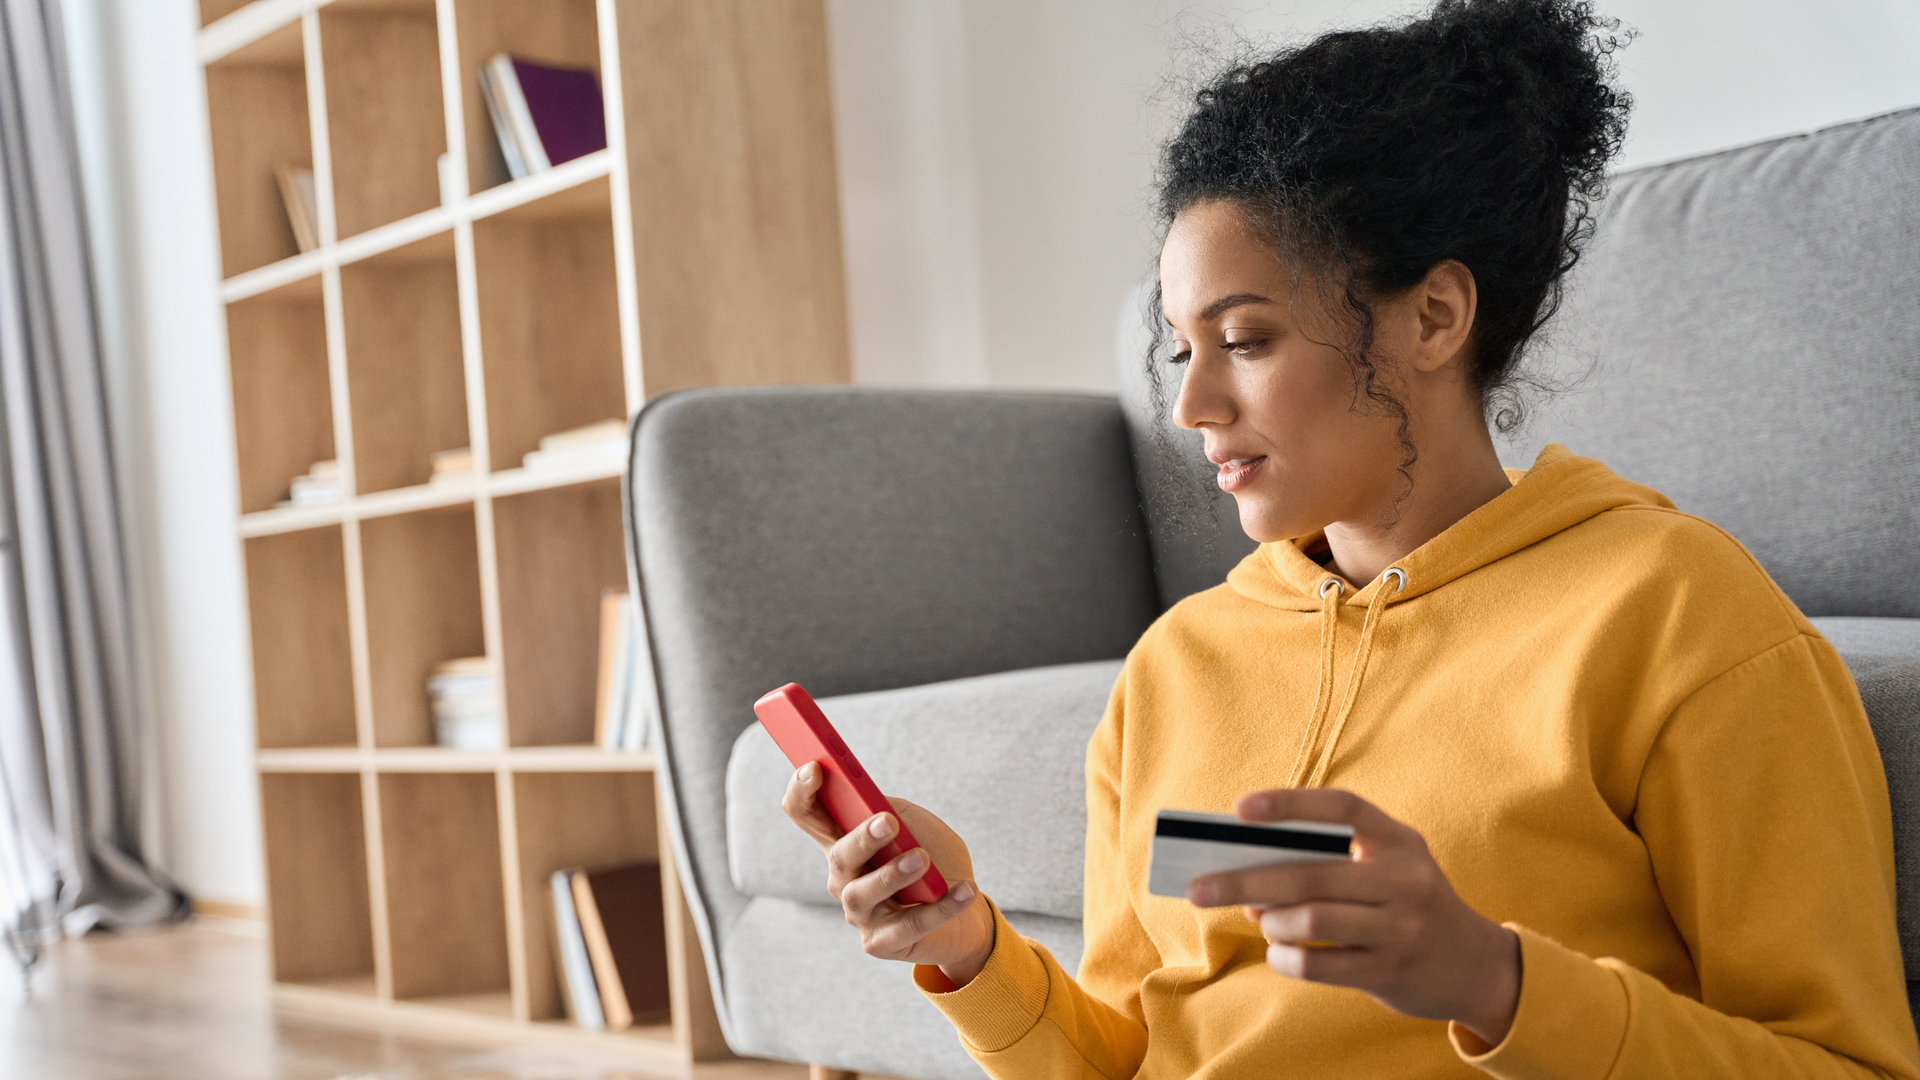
xmin=753 ymin=683 xmax=949 ymax=905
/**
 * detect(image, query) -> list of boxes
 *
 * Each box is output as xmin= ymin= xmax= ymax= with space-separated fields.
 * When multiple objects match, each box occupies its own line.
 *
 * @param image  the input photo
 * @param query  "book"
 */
xmin=619 ymin=648 xmax=650 ymax=752
xmin=592 ymin=588 xmax=653 ymax=751
xmin=479 ymin=54 xmax=607 ymax=181
xmin=275 ymin=162 xmax=318 ymax=253
xmin=428 ymin=656 xmax=500 ymax=750
xmin=568 ymin=862 xmax=669 ymax=1029
xmin=282 ymin=459 xmax=343 ymax=507
xmin=540 ymin=418 xmax=627 ymax=452
xmin=430 ymin=446 xmax=474 ymax=483
xmin=523 ymin=418 xmax=628 ymax=471
xmin=550 ymin=870 xmax=605 ymax=1029
xmin=478 ymin=57 xmax=532 ymax=181
xmin=594 ymin=589 xmax=632 ymax=749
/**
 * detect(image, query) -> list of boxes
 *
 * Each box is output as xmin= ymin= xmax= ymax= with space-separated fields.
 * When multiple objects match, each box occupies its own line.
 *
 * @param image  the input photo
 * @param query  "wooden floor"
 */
xmin=0 ymin=918 xmax=816 ymax=1080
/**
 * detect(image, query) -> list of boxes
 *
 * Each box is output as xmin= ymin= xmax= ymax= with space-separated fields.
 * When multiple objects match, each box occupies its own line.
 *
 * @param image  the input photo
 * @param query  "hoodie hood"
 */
xmin=1227 ymin=443 xmax=1676 ymax=612
xmin=1222 ymin=444 xmax=1679 ymax=789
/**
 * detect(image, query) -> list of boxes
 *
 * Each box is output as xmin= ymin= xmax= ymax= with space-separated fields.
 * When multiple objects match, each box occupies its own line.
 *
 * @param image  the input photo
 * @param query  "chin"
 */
xmin=1230 ymin=491 xmax=1324 ymax=546
xmin=1230 ymin=499 xmax=1287 ymax=545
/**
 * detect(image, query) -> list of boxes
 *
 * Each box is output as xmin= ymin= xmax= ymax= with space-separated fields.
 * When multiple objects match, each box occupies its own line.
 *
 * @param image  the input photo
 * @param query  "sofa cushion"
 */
xmin=1847 ymin=658 xmax=1920 ymax=975
xmin=1813 ymin=616 xmax=1920 ymax=663
xmin=727 ymin=660 xmax=1122 ymax=921
xmin=1814 ymin=613 xmax=1920 ymax=980
xmin=721 ymin=896 xmax=1082 ymax=1080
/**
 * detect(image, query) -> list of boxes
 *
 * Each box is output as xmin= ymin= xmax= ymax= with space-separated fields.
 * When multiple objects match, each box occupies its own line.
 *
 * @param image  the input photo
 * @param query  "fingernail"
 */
xmin=1189 ymin=882 xmax=1217 ymax=906
xmin=899 ymin=851 xmax=926 ymax=873
xmin=797 ymin=763 xmax=814 ymax=782
xmin=869 ymin=814 xmax=896 ymax=840
xmin=953 ymin=882 xmax=975 ymax=903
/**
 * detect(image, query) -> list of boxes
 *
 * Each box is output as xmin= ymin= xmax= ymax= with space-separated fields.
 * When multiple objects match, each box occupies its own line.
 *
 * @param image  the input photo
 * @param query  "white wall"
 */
xmin=1606 ymin=0 xmax=1920 ymax=170
xmin=829 ymin=0 xmax=1920 ymax=393
xmin=69 ymin=0 xmax=1920 ymax=907
xmin=826 ymin=3 xmax=989 ymax=386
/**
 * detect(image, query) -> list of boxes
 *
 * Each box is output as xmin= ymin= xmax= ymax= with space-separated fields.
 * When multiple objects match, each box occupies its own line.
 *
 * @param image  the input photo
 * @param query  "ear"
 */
xmin=1408 ymin=260 xmax=1477 ymax=374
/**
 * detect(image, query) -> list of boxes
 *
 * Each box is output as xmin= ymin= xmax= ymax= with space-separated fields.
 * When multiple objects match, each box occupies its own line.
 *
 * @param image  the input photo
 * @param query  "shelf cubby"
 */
xmin=492 ymin=479 xmax=626 ymax=747
xmin=473 ymin=179 xmax=625 ymax=472
xmin=200 ymin=1 xmax=251 ymax=27
xmin=317 ymin=0 xmax=448 ymax=237
xmin=260 ymin=771 xmax=376 ymax=985
xmin=226 ymin=278 xmax=333 ymax=515
xmin=244 ymin=526 xmax=356 ymax=749
xmin=204 ymin=19 xmax=313 ymax=277
xmin=359 ymin=504 xmax=486 ymax=748
xmin=339 ymin=232 xmax=469 ymax=495
xmin=509 ymin=770 xmax=665 ymax=1023
xmin=453 ymin=0 xmax=604 ymax=196
xmin=377 ymin=771 xmax=512 ymax=1002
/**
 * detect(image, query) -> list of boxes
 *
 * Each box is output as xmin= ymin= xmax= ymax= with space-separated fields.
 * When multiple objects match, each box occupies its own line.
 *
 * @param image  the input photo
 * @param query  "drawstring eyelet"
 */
xmin=1318 ymin=578 xmax=1345 ymax=599
xmin=1382 ymin=567 xmax=1407 ymax=593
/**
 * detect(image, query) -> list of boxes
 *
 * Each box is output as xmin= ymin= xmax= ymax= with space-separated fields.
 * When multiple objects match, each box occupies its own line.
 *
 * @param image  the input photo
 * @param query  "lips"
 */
xmin=1214 ymin=456 xmax=1266 ymax=492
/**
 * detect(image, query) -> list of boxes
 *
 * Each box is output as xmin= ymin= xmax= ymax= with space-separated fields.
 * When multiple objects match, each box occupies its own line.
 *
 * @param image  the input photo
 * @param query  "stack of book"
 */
xmin=429 ymin=446 xmax=474 ymax=485
xmin=274 ymin=162 xmax=318 ymax=253
xmin=281 ymin=459 xmax=343 ymax=507
xmin=479 ymin=53 xmax=607 ymax=182
xmin=595 ymin=589 xmax=648 ymax=751
xmin=550 ymin=861 xmax=669 ymax=1030
xmin=523 ymin=418 xmax=628 ymax=472
xmin=428 ymin=656 xmax=500 ymax=750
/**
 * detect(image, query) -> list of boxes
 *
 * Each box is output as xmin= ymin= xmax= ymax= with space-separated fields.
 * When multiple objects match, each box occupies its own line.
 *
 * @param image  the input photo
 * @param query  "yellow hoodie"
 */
xmin=915 ymin=445 xmax=1920 ymax=1079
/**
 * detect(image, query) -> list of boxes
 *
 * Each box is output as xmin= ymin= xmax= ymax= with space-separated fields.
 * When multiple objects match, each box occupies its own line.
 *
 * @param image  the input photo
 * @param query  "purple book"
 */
xmin=507 ymin=57 xmax=607 ymax=168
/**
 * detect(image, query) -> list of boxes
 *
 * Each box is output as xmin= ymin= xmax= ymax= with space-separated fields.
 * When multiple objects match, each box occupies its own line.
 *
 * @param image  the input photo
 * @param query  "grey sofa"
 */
xmin=625 ymin=107 xmax=1920 ymax=1079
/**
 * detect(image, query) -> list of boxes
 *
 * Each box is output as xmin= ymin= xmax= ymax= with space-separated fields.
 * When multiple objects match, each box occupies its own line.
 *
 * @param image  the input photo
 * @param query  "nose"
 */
xmin=1172 ymin=352 xmax=1234 ymax=431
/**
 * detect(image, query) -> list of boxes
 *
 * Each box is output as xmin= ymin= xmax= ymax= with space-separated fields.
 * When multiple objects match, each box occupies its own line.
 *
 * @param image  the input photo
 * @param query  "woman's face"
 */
xmin=1161 ymin=200 xmax=1414 ymax=545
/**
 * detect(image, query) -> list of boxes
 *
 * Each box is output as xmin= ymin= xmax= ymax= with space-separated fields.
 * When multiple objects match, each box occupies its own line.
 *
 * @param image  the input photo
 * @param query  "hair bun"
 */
xmin=1433 ymin=0 xmax=1632 ymax=198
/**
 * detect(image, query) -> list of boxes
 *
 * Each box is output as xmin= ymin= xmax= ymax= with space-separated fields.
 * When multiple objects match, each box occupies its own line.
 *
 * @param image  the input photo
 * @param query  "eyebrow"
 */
xmin=1167 ymin=292 xmax=1278 ymax=325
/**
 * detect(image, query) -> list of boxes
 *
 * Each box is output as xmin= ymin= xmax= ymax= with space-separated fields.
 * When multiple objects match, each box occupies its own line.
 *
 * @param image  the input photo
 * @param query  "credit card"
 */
xmin=1148 ymin=810 xmax=1354 ymax=899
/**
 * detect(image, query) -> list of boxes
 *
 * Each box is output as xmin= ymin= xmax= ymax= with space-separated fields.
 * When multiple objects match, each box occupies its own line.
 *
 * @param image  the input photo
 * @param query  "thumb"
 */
xmin=902 ymin=879 xmax=978 ymax=936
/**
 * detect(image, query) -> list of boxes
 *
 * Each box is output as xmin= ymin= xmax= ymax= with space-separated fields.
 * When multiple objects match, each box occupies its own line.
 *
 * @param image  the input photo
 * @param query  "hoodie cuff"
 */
xmin=1450 ymin=924 xmax=1629 ymax=1080
xmin=913 ymin=898 xmax=1050 ymax=1053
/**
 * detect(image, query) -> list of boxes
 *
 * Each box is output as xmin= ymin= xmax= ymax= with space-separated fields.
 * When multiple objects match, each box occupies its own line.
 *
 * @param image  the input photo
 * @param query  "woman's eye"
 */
xmin=1169 ymin=349 xmax=1192 ymax=366
xmin=1227 ymin=338 xmax=1267 ymax=356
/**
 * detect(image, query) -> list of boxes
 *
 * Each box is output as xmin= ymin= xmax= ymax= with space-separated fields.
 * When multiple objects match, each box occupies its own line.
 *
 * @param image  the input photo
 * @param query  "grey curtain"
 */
xmin=0 ymin=0 xmax=185 ymax=970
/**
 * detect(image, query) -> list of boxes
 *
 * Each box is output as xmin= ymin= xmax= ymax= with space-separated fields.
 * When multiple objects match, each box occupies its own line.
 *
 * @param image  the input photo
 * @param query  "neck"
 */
xmin=1321 ymin=421 xmax=1511 ymax=587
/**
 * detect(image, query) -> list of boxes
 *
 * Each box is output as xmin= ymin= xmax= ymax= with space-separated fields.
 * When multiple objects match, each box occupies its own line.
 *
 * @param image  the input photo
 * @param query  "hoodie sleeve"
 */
xmin=1452 ymin=633 xmax=1920 ymax=1080
xmin=914 ymin=669 xmax=1151 ymax=1079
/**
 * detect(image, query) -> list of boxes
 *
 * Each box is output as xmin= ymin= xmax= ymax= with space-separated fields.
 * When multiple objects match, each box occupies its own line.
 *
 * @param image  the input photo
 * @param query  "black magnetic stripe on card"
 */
xmin=1154 ymin=817 xmax=1351 ymax=854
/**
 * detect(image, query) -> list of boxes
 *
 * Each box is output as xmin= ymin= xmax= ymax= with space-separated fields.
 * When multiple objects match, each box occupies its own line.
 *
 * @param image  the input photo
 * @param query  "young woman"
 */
xmin=783 ymin=1 xmax=1920 ymax=1075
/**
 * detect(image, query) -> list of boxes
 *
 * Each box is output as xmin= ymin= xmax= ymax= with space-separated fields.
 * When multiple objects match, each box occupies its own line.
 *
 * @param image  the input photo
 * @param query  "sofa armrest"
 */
xmin=625 ymin=387 xmax=1157 ymax=1029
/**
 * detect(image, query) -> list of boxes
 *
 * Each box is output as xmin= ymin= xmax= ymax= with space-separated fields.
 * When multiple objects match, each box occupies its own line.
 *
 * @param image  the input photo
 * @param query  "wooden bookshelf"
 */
xmin=199 ymin=0 xmax=849 ymax=1065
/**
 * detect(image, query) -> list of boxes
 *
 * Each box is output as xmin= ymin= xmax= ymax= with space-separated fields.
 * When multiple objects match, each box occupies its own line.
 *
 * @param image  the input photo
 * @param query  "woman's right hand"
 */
xmin=782 ymin=762 xmax=996 ymax=984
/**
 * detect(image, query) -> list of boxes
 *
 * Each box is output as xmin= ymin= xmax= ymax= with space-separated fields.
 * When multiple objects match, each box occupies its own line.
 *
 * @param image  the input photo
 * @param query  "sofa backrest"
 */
xmin=1114 ymin=285 xmax=1260 ymax=611
xmin=1505 ymin=108 xmax=1920 ymax=619
xmin=1119 ymin=109 xmax=1920 ymax=619
xmin=629 ymin=387 xmax=1159 ymax=949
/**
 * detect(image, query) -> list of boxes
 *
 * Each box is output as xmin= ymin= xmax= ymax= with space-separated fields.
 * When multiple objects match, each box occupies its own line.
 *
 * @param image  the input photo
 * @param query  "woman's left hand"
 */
xmin=1187 ymin=788 xmax=1521 ymax=1047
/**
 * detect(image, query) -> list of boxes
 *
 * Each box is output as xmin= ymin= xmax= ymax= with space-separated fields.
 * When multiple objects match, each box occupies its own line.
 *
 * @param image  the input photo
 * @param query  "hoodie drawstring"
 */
xmin=1287 ymin=568 xmax=1407 ymax=789
xmin=1284 ymin=579 xmax=1346 ymax=787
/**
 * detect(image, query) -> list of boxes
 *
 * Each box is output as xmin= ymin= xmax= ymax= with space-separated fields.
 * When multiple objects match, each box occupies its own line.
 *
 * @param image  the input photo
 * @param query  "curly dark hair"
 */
xmin=1149 ymin=0 xmax=1632 ymax=450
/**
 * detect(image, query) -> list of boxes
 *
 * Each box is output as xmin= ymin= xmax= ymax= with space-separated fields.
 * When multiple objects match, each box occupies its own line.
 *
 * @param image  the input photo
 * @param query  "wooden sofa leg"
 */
xmin=808 ymin=1067 xmax=858 ymax=1080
